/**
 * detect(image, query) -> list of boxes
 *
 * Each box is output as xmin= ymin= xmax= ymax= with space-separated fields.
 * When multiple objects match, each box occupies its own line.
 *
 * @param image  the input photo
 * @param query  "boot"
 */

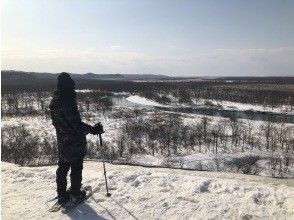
xmin=57 ymin=191 xmax=70 ymax=205
xmin=70 ymin=189 xmax=86 ymax=203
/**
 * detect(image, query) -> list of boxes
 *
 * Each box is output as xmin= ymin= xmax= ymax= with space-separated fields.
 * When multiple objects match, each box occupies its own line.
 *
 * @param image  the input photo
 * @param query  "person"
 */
xmin=49 ymin=72 xmax=103 ymax=204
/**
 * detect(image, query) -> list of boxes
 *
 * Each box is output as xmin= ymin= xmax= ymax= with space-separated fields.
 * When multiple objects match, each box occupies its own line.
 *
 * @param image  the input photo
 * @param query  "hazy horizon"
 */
xmin=2 ymin=0 xmax=294 ymax=77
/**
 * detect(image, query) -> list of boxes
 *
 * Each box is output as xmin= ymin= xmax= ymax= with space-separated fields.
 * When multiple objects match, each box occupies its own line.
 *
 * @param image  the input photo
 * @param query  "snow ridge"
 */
xmin=2 ymin=161 xmax=294 ymax=220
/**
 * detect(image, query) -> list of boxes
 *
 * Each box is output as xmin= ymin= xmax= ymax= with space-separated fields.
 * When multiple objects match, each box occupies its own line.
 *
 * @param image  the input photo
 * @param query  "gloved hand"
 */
xmin=91 ymin=122 xmax=104 ymax=135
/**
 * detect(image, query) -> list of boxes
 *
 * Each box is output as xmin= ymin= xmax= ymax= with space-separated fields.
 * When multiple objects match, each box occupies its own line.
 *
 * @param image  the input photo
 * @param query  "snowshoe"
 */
xmin=61 ymin=185 xmax=93 ymax=213
xmin=48 ymin=193 xmax=70 ymax=212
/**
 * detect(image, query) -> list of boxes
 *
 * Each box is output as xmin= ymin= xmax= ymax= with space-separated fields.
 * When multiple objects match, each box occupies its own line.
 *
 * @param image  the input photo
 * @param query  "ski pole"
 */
xmin=99 ymin=133 xmax=111 ymax=197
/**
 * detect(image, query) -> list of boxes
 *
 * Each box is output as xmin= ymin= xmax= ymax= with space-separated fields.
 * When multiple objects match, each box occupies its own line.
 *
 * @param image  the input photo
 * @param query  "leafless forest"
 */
xmin=2 ymin=74 xmax=294 ymax=177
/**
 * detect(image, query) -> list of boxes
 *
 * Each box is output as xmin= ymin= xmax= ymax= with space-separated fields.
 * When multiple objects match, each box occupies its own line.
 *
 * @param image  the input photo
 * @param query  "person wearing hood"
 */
xmin=49 ymin=72 xmax=103 ymax=205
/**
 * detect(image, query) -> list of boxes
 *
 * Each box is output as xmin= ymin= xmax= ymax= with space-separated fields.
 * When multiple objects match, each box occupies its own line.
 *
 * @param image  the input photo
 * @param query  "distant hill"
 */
xmin=1 ymin=71 xmax=38 ymax=80
xmin=122 ymin=74 xmax=171 ymax=80
xmin=215 ymin=76 xmax=294 ymax=84
xmin=1 ymin=70 xmax=171 ymax=81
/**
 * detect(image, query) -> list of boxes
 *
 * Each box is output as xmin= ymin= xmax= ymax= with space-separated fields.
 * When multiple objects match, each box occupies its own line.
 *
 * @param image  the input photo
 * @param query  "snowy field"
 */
xmin=126 ymin=95 xmax=294 ymax=114
xmin=2 ymin=109 xmax=294 ymax=177
xmin=2 ymin=161 xmax=294 ymax=220
xmin=205 ymin=99 xmax=294 ymax=115
xmin=127 ymin=152 xmax=294 ymax=178
xmin=1 ymin=114 xmax=121 ymax=149
xmin=126 ymin=95 xmax=170 ymax=107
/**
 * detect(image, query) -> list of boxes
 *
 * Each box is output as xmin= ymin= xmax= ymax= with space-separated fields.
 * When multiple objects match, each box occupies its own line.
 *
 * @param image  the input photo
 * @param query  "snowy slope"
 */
xmin=2 ymin=161 xmax=294 ymax=220
xmin=206 ymin=99 xmax=294 ymax=114
xmin=126 ymin=95 xmax=169 ymax=107
xmin=126 ymin=95 xmax=294 ymax=114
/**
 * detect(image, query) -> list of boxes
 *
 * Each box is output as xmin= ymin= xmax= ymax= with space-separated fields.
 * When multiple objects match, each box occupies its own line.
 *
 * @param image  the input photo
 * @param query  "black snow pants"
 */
xmin=56 ymin=158 xmax=83 ymax=197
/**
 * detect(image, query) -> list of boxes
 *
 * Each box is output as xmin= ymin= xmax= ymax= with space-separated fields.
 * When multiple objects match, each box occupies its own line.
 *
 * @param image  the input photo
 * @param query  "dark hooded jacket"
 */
xmin=49 ymin=84 xmax=92 ymax=162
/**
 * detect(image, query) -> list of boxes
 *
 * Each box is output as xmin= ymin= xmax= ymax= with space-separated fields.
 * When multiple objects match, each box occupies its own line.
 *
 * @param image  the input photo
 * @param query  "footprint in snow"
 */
xmin=195 ymin=180 xmax=211 ymax=193
xmin=123 ymin=174 xmax=139 ymax=183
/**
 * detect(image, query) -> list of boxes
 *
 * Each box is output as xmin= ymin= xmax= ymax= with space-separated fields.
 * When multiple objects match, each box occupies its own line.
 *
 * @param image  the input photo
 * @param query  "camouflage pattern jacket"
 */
xmin=49 ymin=91 xmax=92 ymax=162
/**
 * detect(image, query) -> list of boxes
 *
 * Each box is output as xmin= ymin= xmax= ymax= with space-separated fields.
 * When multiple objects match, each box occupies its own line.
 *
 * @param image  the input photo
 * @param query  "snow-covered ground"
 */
xmin=200 ymin=99 xmax=294 ymax=115
xmin=75 ymin=89 xmax=94 ymax=93
xmin=2 ymin=161 xmax=294 ymax=220
xmin=126 ymin=95 xmax=170 ymax=107
xmin=2 ymin=111 xmax=293 ymax=177
xmin=1 ymin=114 xmax=121 ymax=148
xmin=129 ymin=152 xmax=294 ymax=178
xmin=126 ymin=95 xmax=294 ymax=115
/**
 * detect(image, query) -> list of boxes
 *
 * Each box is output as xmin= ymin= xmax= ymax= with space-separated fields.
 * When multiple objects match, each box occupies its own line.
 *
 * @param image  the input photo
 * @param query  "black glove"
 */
xmin=91 ymin=122 xmax=104 ymax=135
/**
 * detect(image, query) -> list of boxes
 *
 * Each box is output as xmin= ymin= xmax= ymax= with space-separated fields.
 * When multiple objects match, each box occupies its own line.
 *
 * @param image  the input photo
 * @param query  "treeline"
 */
xmin=216 ymin=77 xmax=294 ymax=84
xmin=140 ymin=85 xmax=294 ymax=110
xmin=1 ymin=125 xmax=58 ymax=166
xmin=115 ymin=112 xmax=294 ymax=176
xmin=1 ymin=91 xmax=113 ymax=117
xmin=2 ymin=76 xmax=294 ymax=109
xmin=2 ymin=110 xmax=294 ymax=176
xmin=118 ymin=112 xmax=294 ymax=157
xmin=1 ymin=124 xmax=114 ymax=166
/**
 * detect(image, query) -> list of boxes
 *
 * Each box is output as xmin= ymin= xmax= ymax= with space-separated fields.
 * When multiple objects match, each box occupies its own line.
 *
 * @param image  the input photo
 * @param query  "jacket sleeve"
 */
xmin=63 ymin=105 xmax=92 ymax=135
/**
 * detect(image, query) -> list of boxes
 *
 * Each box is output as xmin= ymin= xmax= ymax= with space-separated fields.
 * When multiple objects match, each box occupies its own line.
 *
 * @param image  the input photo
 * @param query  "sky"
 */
xmin=2 ymin=0 xmax=294 ymax=76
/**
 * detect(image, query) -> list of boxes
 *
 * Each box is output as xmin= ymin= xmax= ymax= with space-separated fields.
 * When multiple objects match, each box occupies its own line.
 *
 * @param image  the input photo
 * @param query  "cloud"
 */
xmin=192 ymin=47 xmax=294 ymax=76
xmin=2 ymin=48 xmax=157 ymax=73
xmin=2 ymin=47 xmax=294 ymax=76
xmin=110 ymin=45 xmax=124 ymax=51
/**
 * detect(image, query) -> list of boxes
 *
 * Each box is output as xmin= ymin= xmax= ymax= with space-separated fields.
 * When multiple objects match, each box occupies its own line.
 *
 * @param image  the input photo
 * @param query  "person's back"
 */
xmin=49 ymin=74 xmax=88 ymax=162
xmin=49 ymin=72 xmax=103 ymax=205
